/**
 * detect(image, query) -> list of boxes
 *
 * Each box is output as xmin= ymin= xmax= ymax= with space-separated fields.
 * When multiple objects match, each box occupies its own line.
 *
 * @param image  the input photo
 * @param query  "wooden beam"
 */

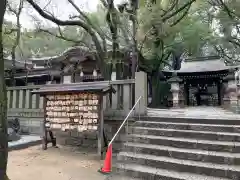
xmin=98 ymin=94 xmax=104 ymax=159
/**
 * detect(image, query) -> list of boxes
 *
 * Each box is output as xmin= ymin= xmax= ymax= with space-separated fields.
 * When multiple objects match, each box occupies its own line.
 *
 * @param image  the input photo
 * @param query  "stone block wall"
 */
xmin=54 ymin=119 xmax=135 ymax=153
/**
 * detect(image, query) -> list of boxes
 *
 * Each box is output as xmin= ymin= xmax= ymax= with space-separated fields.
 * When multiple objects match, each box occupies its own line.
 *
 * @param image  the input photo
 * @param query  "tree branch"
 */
xmin=4 ymin=28 xmax=17 ymax=35
xmin=67 ymin=0 xmax=107 ymax=52
xmin=139 ymin=27 xmax=153 ymax=53
xmin=170 ymin=2 xmax=191 ymax=27
xmin=218 ymin=0 xmax=239 ymax=19
xmin=38 ymin=27 xmax=90 ymax=47
xmin=161 ymin=0 xmax=179 ymax=17
xmin=229 ymin=38 xmax=240 ymax=48
xmin=100 ymin=0 xmax=108 ymax=8
xmin=162 ymin=0 xmax=196 ymax=22
xmin=25 ymin=0 xmax=105 ymax=65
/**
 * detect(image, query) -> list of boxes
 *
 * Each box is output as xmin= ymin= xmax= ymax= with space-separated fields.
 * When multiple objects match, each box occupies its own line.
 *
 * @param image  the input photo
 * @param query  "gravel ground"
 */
xmin=7 ymin=145 xmax=109 ymax=180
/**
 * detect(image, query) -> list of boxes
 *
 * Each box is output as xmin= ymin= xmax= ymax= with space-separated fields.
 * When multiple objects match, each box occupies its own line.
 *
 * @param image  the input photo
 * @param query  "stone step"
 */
xmin=124 ymin=142 xmax=240 ymax=165
xmin=131 ymin=126 xmax=240 ymax=142
xmin=134 ymin=121 xmax=240 ymax=133
xmin=118 ymin=152 xmax=240 ymax=179
xmin=115 ymin=163 xmax=230 ymax=180
xmin=105 ymin=174 xmax=140 ymax=180
xmin=140 ymin=117 xmax=240 ymax=125
xmin=128 ymin=134 xmax=240 ymax=153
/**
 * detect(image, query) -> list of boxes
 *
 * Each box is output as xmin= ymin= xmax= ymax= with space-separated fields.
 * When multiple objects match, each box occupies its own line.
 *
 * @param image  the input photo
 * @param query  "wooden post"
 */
xmin=123 ymin=84 xmax=131 ymax=110
xmin=19 ymin=90 xmax=24 ymax=108
xmin=25 ymin=90 xmax=30 ymax=109
xmin=7 ymin=90 xmax=11 ymax=108
xmin=98 ymin=94 xmax=104 ymax=159
xmin=12 ymin=90 xmax=17 ymax=108
xmin=218 ymin=81 xmax=222 ymax=106
xmin=42 ymin=97 xmax=48 ymax=150
xmin=112 ymin=85 xmax=118 ymax=109
xmin=39 ymin=97 xmax=44 ymax=109
xmin=32 ymin=93 xmax=37 ymax=109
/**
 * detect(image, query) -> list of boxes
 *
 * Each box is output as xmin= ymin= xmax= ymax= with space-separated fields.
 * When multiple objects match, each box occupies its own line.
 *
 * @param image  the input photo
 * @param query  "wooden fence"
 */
xmin=7 ymin=79 xmax=137 ymax=134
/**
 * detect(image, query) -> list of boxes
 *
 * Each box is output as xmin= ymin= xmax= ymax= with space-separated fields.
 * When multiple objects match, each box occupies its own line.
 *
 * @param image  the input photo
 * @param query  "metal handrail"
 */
xmin=108 ymin=96 xmax=142 ymax=146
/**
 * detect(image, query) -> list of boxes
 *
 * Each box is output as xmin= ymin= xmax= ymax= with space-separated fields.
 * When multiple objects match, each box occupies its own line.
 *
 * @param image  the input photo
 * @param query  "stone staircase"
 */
xmin=114 ymin=116 xmax=240 ymax=180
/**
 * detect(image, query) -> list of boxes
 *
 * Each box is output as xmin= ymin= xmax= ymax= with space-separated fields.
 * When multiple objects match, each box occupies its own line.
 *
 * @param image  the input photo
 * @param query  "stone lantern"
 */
xmin=235 ymin=68 xmax=240 ymax=112
xmin=223 ymin=68 xmax=238 ymax=110
xmin=167 ymin=72 xmax=182 ymax=108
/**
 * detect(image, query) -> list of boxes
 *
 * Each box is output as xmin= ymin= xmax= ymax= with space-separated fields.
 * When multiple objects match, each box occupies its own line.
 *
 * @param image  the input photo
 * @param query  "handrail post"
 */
xmin=108 ymin=96 xmax=142 ymax=147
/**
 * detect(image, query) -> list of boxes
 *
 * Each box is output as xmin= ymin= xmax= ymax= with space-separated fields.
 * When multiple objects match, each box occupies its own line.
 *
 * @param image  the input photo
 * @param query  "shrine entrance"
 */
xmin=185 ymin=77 xmax=222 ymax=106
xmin=158 ymin=56 xmax=238 ymax=108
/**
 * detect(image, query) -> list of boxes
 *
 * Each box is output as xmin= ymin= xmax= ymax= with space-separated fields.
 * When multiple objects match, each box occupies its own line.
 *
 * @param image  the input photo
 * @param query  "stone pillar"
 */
xmin=168 ymin=73 xmax=182 ymax=108
xmin=135 ymin=71 xmax=147 ymax=115
xmin=222 ymin=71 xmax=236 ymax=109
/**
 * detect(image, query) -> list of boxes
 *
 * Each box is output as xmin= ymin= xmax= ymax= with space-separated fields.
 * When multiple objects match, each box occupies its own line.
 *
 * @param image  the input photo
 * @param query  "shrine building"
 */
xmin=4 ymin=46 xmax=132 ymax=86
xmin=4 ymin=48 xmax=239 ymax=110
xmin=161 ymin=56 xmax=238 ymax=108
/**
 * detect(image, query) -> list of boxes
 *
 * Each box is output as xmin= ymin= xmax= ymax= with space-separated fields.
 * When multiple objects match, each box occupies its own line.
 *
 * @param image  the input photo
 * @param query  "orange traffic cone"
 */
xmin=99 ymin=144 xmax=112 ymax=174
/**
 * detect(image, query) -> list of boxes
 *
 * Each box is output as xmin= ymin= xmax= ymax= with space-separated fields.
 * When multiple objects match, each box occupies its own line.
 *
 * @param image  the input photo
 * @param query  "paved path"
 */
xmin=147 ymin=106 xmax=240 ymax=120
xmin=8 ymin=145 xmax=109 ymax=180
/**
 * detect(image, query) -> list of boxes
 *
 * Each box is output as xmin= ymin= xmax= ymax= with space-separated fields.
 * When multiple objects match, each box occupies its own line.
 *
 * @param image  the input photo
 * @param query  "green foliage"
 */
xmin=3 ymin=24 xmax=82 ymax=58
xmin=211 ymin=0 xmax=240 ymax=64
xmin=3 ymin=21 xmax=17 ymax=54
xmin=138 ymin=0 xmax=215 ymax=68
xmin=137 ymin=0 xmax=215 ymax=106
xmin=20 ymin=29 xmax=73 ymax=57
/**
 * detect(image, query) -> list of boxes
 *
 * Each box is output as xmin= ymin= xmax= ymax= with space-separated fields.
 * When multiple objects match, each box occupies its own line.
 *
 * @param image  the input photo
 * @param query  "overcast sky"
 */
xmin=5 ymin=0 xmax=124 ymax=29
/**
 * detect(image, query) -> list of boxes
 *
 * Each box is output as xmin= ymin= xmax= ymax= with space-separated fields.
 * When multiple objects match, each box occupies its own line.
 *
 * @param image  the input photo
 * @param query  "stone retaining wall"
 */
xmin=54 ymin=120 xmax=135 ymax=153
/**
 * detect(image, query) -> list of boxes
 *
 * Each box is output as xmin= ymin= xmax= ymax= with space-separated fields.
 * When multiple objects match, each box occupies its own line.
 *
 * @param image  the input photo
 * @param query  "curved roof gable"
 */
xmin=163 ymin=56 xmax=236 ymax=73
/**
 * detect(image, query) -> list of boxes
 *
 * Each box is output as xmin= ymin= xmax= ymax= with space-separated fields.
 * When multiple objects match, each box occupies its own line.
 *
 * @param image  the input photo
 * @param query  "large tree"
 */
xmin=137 ymin=0 xmax=215 ymax=107
xmin=0 ymin=0 xmax=9 ymax=179
xmin=5 ymin=0 xmax=24 ymax=85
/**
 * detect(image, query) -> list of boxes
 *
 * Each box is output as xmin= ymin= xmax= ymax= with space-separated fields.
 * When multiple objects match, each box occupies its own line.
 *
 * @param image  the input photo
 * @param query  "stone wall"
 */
xmin=7 ymin=72 xmax=148 ymax=152
xmin=54 ymin=119 xmax=135 ymax=153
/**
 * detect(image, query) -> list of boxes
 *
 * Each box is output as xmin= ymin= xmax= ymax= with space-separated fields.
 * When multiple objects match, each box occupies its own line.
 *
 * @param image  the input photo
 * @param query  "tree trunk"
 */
xmin=9 ymin=0 xmax=23 ymax=87
xmin=0 ymin=1 xmax=8 ymax=180
xmin=150 ymin=74 xmax=170 ymax=108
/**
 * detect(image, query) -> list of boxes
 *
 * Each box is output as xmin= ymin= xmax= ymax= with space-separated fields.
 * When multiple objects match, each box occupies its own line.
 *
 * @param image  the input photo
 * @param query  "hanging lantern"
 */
xmin=93 ymin=69 xmax=97 ymax=77
xmin=80 ymin=71 xmax=84 ymax=77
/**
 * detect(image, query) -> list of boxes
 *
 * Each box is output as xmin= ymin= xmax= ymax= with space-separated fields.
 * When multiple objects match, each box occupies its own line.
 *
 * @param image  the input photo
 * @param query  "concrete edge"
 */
xmin=9 ymin=139 xmax=42 ymax=152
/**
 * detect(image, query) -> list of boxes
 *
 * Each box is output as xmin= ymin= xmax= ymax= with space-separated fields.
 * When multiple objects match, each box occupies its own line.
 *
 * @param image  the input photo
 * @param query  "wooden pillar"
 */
xmin=32 ymin=92 xmax=37 ymax=109
xmin=42 ymin=97 xmax=48 ymax=150
xmin=19 ymin=90 xmax=24 ymax=108
xmin=7 ymin=90 xmax=11 ymax=108
xmin=184 ymin=83 xmax=189 ymax=106
xmin=12 ymin=90 xmax=17 ymax=108
xmin=25 ymin=90 xmax=31 ymax=109
xmin=39 ymin=97 xmax=44 ymax=109
xmin=217 ymin=81 xmax=222 ymax=106
xmin=98 ymin=95 xmax=104 ymax=159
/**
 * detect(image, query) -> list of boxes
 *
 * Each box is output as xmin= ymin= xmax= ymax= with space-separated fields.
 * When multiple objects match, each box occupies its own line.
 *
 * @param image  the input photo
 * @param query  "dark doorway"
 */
xmin=186 ymin=78 xmax=221 ymax=106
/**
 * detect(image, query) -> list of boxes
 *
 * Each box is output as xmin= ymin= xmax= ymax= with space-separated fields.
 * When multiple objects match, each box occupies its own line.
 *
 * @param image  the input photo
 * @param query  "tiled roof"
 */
xmin=32 ymin=83 xmax=114 ymax=95
xmin=163 ymin=56 xmax=237 ymax=73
